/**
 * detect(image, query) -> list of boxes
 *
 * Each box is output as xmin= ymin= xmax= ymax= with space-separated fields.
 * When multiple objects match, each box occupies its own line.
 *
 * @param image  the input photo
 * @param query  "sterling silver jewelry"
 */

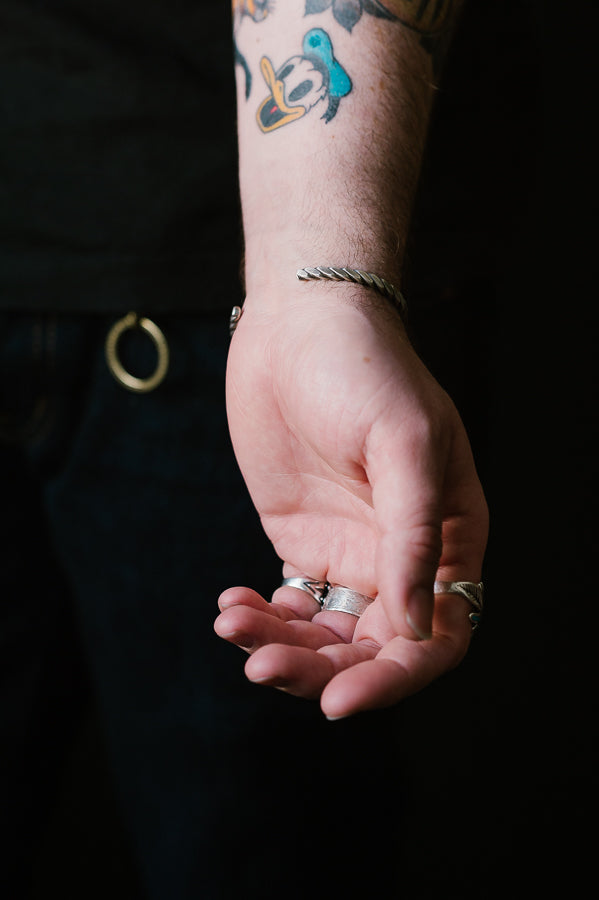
xmin=229 ymin=305 xmax=243 ymax=336
xmin=434 ymin=581 xmax=484 ymax=631
xmin=321 ymin=585 xmax=375 ymax=618
xmin=280 ymin=578 xmax=374 ymax=617
xmin=229 ymin=267 xmax=407 ymax=337
xmin=296 ymin=266 xmax=408 ymax=324
xmin=281 ymin=577 xmax=329 ymax=604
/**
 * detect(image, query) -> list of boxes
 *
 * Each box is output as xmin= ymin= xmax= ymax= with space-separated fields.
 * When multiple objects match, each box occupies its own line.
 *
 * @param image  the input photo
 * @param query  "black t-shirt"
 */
xmin=0 ymin=1 xmax=539 ymax=315
xmin=0 ymin=0 xmax=241 ymax=313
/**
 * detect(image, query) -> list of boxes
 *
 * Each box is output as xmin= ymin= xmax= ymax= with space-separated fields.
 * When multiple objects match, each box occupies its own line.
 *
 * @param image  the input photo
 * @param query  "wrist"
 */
xmin=233 ymin=261 xmax=408 ymax=343
xmin=242 ymin=232 xmax=405 ymax=302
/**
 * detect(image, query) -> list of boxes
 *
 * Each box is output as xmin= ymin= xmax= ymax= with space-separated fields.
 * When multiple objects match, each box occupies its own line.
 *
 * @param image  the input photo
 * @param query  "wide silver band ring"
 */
xmin=434 ymin=580 xmax=484 ymax=630
xmin=321 ymin=585 xmax=375 ymax=617
xmin=105 ymin=312 xmax=170 ymax=393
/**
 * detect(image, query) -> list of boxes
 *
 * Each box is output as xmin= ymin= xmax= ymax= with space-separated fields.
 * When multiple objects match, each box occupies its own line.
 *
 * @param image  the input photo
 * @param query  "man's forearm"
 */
xmin=233 ymin=1 xmax=462 ymax=296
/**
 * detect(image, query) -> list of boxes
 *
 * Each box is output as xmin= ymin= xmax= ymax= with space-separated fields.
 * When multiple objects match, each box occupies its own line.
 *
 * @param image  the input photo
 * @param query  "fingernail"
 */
xmin=218 ymin=596 xmax=240 ymax=610
xmin=219 ymin=630 xmax=255 ymax=652
xmin=406 ymin=589 xmax=433 ymax=641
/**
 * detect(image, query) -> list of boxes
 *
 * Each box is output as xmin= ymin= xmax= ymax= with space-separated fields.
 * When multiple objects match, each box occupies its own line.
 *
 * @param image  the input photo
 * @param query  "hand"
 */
xmin=214 ymin=285 xmax=488 ymax=718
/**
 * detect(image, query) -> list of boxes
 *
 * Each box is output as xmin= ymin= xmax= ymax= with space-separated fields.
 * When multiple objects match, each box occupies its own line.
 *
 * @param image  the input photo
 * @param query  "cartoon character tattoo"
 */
xmin=233 ymin=0 xmax=274 ymax=98
xmin=232 ymin=0 xmax=271 ymax=20
xmin=236 ymin=0 xmax=455 ymax=126
xmin=256 ymin=28 xmax=351 ymax=132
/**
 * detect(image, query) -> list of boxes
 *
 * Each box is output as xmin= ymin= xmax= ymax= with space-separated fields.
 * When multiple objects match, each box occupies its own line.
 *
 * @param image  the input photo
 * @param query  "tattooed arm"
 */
xmin=216 ymin=0 xmax=488 ymax=717
xmin=236 ymin=0 xmax=448 ymax=285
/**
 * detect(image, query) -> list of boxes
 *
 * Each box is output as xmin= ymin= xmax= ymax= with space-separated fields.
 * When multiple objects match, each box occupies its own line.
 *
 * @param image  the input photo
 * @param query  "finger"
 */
xmin=214 ymin=604 xmax=344 ymax=653
xmin=321 ymin=656 xmax=426 ymax=719
xmin=244 ymin=640 xmax=378 ymax=698
xmin=309 ymin=608 xmax=360 ymax=643
xmin=245 ymin=645 xmax=333 ymax=697
xmin=242 ymin=591 xmax=472 ymax=709
xmin=271 ymin=582 xmax=325 ymax=620
xmin=277 ymin=570 xmax=364 ymax=639
xmin=218 ymin=585 xmax=313 ymax=622
xmin=321 ymin=593 xmax=472 ymax=717
xmin=220 ymin=582 xmax=327 ymax=623
xmin=218 ymin=587 xmax=275 ymax=614
xmin=216 ymin=586 xmax=358 ymax=649
xmin=369 ymin=420 xmax=445 ymax=641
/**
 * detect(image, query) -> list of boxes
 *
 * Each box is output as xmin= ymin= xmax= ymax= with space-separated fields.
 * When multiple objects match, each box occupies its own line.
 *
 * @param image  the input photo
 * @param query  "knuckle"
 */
xmin=405 ymin=521 xmax=443 ymax=564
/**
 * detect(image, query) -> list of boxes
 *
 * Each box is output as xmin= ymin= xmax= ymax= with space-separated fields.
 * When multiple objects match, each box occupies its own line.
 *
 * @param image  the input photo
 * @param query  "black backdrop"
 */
xmin=24 ymin=1 xmax=597 ymax=896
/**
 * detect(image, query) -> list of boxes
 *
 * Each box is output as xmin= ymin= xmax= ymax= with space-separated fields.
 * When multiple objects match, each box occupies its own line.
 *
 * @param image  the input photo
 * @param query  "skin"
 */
xmin=215 ymin=0 xmax=487 ymax=718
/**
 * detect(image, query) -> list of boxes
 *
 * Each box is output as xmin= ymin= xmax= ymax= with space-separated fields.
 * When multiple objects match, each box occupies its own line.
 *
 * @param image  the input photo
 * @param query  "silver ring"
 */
xmin=229 ymin=305 xmax=243 ymax=336
xmin=281 ymin=577 xmax=329 ymax=605
xmin=105 ymin=312 xmax=169 ymax=393
xmin=434 ymin=581 xmax=484 ymax=630
xmin=321 ymin=585 xmax=375 ymax=618
xmin=280 ymin=578 xmax=374 ymax=617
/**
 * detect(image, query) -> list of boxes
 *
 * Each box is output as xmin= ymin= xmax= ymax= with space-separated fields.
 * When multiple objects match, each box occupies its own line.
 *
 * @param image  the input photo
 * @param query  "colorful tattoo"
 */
xmin=233 ymin=0 xmax=274 ymax=98
xmin=232 ymin=0 xmax=272 ymax=22
xmin=304 ymin=0 xmax=455 ymax=61
xmin=235 ymin=0 xmax=456 ymax=125
xmin=256 ymin=28 xmax=351 ymax=133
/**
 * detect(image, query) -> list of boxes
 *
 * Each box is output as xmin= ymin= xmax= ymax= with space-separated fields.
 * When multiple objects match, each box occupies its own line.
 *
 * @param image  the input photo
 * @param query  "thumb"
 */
xmin=370 ymin=422 xmax=445 ymax=640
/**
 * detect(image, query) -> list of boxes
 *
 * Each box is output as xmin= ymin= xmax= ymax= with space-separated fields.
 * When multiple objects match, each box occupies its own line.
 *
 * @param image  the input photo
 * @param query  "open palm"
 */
xmin=215 ymin=290 xmax=488 ymax=718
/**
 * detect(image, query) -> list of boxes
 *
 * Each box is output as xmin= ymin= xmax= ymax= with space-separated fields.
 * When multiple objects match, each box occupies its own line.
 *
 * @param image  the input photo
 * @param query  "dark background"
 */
xmin=400 ymin=1 xmax=597 ymax=894
xmin=16 ymin=1 xmax=598 ymax=896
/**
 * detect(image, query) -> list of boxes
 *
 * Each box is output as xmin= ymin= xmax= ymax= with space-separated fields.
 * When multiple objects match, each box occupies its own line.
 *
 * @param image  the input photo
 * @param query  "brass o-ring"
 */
xmin=105 ymin=312 xmax=169 ymax=393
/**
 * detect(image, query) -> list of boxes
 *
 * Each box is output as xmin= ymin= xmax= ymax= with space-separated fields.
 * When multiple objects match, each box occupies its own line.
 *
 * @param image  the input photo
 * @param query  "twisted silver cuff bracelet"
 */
xmin=229 ymin=266 xmax=408 ymax=335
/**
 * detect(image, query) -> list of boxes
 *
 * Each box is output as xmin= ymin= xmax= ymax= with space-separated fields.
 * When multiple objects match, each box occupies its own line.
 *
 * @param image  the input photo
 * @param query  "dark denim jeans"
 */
xmin=1 ymin=312 xmax=405 ymax=899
